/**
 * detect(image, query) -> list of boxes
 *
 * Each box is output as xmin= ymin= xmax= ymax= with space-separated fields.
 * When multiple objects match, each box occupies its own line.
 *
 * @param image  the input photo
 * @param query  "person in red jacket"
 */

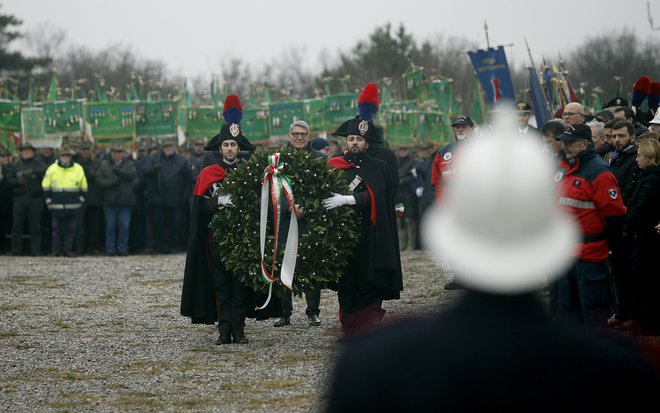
xmin=555 ymin=124 xmax=627 ymax=331
xmin=430 ymin=115 xmax=476 ymax=290
xmin=430 ymin=115 xmax=475 ymax=204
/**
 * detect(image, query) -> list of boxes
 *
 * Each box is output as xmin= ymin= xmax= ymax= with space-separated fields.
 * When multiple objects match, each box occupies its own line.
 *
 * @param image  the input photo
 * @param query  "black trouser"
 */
xmin=129 ymin=205 xmax=147 ymax=253
xmin=11 ymin=196 xmax=43 ymax=255
xmin=149 ymin=205 xmax=180 ymax=254
xmin=281 ymin=289 xmax=321 ymax=317
xmin=52 ymin=214 xmax=78 ymax=254
xmin=210 ymin=243 xmax=248 ymax=330
xmin=0 ymin=204 xmax=12 ymax=253
xmin=83 ymin=206 xmax=104 ymax=253
xmin=74 ymin=207 xmax=85 ymax=255
xmin=609 ymin=234 xmax=634 ymax=320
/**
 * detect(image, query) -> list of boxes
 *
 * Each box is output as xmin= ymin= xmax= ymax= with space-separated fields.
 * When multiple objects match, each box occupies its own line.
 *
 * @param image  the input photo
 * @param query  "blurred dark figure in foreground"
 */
xmin=326 ymin=113 xmax=660 ymax=412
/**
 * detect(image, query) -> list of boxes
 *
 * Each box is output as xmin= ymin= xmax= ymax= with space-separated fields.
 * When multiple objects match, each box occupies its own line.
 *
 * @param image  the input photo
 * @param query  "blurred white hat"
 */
xmin=422 ymin=110 xmax=578 ymax=294
xmin=649 ymin=110 xmax=660 ymax=126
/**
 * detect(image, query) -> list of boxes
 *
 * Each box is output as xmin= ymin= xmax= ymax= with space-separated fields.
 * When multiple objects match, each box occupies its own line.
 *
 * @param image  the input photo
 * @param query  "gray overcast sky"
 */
xmin=3 ymin=0 xmax=657 ymax=79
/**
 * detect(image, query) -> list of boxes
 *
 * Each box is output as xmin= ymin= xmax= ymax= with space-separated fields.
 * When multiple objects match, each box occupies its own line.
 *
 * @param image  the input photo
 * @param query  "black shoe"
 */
xmin=307 ymin=314 xmax=321 ymax=326
xmin=215 ymin=334 xmax=232 ymax=345
xmin=444 ymin=281 xmax=464 ymax=291
xmin=273 ymin=317 xmax=290 ymax=327
xmin=63 ymin=251 xmax=76 ymax=257
xmin=232 ymin=332 xmax=249 ymax=344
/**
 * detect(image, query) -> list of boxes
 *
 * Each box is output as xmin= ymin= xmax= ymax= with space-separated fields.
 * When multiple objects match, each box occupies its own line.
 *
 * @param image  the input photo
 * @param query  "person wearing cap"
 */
xmin=38 ymin=146 xmax=56 ymax=167
xmin=561 ymin=102 xmax=586 ymax=126
xmin=310 ymin=136 xmax=330 ymax=155
xmin=516 ymin=101 xmax=541 ymax=137
xmin=6 ymin=142 xmax=47 ymax=255
xmin=41 ymin=145 xmax=88 ymax=257
xmin=324 ymin=83 xmax=403 ymax=338
xmin=604 ymin=96 xmax=629 ymax=110
xmin=130 ymin=141 xmax=150 ymax=254
xmin=188 ymin=138 xmax=206 ymax=185
xmin=431 ymin=114 xmax=475 ymax=204
xmin=96 ymin=145 xmax=137 ymax=256
xmin=0 ymin=148 xmax=14 ymax=254
xmin=430 ymin=114 xmax=476 ymax=290
xmin=326 ymin=116 xmax=659 ymax=413
xmin=395 ymin=145 xmax=419 ymax=251
xmin=181 ymin=94 xmax=259 ymax=345
xmin=272 ymin=120 xmax=325 ymax=328
xmin=412 ymin=143 xmax=438 ymax=226
xmin=76 ymin=141 xmax=103 ymax=255
xmin=142 ymin=138 xmax=192 ymax=254
xmin=555 ymin=124 xmax=627 ymax=331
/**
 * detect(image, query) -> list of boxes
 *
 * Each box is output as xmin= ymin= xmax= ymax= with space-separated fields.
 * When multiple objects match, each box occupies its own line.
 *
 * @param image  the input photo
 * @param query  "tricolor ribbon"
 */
xmin=256 ymin=153 xmax=299 ymax=310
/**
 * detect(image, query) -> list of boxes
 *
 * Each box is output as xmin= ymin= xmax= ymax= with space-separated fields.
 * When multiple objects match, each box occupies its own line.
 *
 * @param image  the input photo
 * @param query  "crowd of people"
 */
xmin=0 ymin=138 xmax=198 ymax=257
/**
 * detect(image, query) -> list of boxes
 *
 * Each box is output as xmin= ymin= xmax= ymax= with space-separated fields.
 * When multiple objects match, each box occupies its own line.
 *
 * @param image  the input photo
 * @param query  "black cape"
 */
xmin=329 ymin=153 xmax=403 ymax=301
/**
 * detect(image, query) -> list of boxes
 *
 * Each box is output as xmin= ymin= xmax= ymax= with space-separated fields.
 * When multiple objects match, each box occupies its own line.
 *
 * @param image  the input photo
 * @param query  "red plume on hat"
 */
xmin=632 ymin=76 xmax=651 ymax=108
xmin=357 ymin=83 xmax=379 ymax=121
xmin=647 ymin=81 xmax=660 ymax=111
xmin=222 ymin=94 xmax=243 ymax=124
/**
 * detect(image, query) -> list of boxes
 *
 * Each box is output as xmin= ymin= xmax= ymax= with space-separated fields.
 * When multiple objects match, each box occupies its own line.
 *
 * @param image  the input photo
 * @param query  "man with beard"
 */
xmin=603 ymin=120 xmax=640 ymax=331
xmin=181 ymin=95 xmax=257 ymax=345
xmin=324 ymin=83 xmax=403 ymax=338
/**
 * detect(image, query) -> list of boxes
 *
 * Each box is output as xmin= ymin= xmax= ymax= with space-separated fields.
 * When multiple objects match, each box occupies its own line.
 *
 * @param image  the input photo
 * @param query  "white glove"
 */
xmin=410 ymin=168 xmax=418 ymax=178
xmin=322 ymin=193 xmax=355 ymax=210
xmin=217 ymin=194 xmax=233 ymax=206
xmin=415 ymin=187 xmax=424 ymax=197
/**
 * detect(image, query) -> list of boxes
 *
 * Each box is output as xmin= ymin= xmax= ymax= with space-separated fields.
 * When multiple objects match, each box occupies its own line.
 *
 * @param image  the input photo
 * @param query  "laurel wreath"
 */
xmin=210 ymin=149 xmax=359 ymax=296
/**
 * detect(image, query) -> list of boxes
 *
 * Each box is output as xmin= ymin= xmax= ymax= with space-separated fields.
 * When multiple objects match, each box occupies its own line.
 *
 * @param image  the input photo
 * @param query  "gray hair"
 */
xmin=586 ymin=119 xmax=605 ymax=138
xmin=289 ymin=120 xmax=310 ymax=134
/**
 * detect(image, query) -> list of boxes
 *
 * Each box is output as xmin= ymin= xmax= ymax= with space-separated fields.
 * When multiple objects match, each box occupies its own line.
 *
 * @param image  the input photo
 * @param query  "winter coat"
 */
xmin=97 ymin=158 xmax=138 ymax=207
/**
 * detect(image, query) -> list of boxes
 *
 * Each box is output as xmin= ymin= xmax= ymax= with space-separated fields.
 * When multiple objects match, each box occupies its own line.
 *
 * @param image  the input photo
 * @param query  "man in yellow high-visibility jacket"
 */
xmin=42 ymin=145 xmax=88 ymax=257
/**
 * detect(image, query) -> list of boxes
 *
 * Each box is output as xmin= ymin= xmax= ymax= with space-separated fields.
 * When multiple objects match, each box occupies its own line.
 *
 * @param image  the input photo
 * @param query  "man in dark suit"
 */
xmin=326 ymin=112 xmax=659 ymax=412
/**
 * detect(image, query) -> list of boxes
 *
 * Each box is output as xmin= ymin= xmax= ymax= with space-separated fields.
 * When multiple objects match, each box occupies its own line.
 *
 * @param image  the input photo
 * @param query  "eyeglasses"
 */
xmin=290 ymin=132 xmax=309 ymax=138
xmin=561 ymin=112 xmax=583 ymax=118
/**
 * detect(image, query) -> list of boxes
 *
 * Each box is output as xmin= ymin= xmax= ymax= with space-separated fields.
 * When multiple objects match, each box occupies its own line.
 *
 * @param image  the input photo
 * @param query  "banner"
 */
xmin=85 ymin=102 xmax=135 ymax=144
xmin=467 ymin=46 xmax=515 ymax=104
xmin=269 ymin=101 xmax=304 ymax=137
xmin=185 ymin=107 xmax=221 ymax=139
xmin=135 ymin=101 xmax=177 ymax=140
xmin=528 ymin=67 xmax=552 ymax=128
xmin=43 ymin=100 xmax=84 ymax=138
xmin=21 ymin=108 xmax=61 ymax=148
xmin=325 ymin=93 xmax=357 ymax=128
xmin=242 ymin=107 xmax=269 ymax=143
xmin=0 ymin=100 xmax=21 ymax=132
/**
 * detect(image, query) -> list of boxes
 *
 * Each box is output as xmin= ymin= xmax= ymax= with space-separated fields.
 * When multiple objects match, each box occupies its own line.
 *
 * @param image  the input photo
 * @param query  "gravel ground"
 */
xmin=0 ymin=250 xmax=457 ymax=412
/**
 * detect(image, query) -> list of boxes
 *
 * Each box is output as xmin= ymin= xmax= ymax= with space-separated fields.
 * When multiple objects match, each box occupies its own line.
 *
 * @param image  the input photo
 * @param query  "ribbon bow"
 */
xmin=256 ymin=153 xmax=299 ymax=309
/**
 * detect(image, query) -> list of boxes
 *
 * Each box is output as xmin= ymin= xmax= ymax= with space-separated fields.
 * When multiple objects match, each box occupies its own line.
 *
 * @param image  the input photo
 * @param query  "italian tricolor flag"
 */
xmin=395 ymin=203 xmax=405 ymax=217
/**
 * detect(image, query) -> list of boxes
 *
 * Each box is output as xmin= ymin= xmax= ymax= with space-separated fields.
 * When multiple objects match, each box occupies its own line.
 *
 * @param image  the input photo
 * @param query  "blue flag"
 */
xmin=529 ymin=67 xmax=552 ymax=127
xmin=467 ymin=46 xmax=515 ymax=104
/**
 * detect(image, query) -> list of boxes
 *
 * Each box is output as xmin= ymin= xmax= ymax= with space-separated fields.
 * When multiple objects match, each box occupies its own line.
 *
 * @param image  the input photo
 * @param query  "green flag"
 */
xmin=46 ymin=72 xmax=59 ymax=102
xmin=470 ymin=81 xmax=486 ymax=126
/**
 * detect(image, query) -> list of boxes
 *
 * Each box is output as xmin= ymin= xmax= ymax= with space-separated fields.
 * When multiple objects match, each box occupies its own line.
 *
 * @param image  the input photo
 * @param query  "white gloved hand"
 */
xmin=410 ymin=168 xmax=418 ymax=178
xmin=415 ymin=187 xmax=424 ymax=197
xmin=322 ymin=193 xmax=355 ymax=210
xmin=217 ymin=194 xmax=233 ymax=206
